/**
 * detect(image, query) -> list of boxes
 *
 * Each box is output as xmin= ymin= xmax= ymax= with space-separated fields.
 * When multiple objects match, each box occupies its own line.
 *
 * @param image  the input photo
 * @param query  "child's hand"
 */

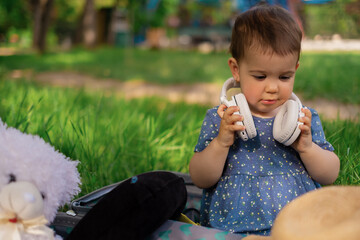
xmin=217 ymin=104 xmax=245 ymax=148
xmin=291 ymin=108 xmax=313 ymax=153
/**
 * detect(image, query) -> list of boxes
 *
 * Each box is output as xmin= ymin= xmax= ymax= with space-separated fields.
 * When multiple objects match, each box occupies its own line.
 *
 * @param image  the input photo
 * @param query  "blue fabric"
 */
xmin=194 ymin=106 xmax=333 ymax=235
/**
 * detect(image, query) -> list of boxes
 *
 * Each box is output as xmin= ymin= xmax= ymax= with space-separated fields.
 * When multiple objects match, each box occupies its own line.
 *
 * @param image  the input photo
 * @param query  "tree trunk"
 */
xmin=32 ymin=0 xmax=54 ymax=53
xmin=82 ymin=0 xmax=97 ymax=48
xmin=107 ymin=0 xmax=119 ymax=45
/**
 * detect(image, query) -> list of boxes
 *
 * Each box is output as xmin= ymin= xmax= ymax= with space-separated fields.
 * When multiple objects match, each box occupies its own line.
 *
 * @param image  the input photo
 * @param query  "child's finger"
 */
xmin=232 ymin=122 xmax=246 ymax=131
xmin=299 ymin=122 xmax=311 ymax=134
xmin=300 ymin=115 xmax=311 ymax=126
xmin=300 ymin=108 xmax=312 ymax=125
xmin=228 ymin=113 xmax=243 ymax=125
xmin=217 ymin=104 xmax=227 ymax=118
xmin=217 ymin=104 xmax=238 ymax=117
xmin=223 ymin=106 xmax=240 ymax=118
xmin=226 ymin=107 xmax=242 ymax=123
xmin=302 ymin=108 xmax=312 ymax=119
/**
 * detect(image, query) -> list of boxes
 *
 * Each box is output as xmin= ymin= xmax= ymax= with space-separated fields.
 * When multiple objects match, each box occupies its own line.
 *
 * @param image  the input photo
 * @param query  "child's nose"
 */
xmin=265 ymin=80 xmax=278 ymax=93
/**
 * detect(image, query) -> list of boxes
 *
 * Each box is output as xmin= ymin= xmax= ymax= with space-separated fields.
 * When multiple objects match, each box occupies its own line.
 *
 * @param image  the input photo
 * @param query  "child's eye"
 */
xmin=253 ymin=75 xmax=266 ymax=80
xmin=279 ymin=76 xmax=291 ymax=80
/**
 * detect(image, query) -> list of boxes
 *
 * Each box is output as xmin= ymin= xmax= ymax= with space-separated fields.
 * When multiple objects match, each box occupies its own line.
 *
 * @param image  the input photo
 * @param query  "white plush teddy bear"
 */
xmin=0 ymin=119 xmax=81 ymax=240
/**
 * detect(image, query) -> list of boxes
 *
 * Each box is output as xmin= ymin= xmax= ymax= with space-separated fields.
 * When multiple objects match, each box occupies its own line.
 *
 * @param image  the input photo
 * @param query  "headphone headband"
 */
xmin=220 ymin=77 xmax=240 ymax=104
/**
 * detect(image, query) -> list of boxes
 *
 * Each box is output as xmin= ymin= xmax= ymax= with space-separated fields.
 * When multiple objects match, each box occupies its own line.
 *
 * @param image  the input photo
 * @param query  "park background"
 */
xmin=0 ymin=0 xmax=359 ymax=197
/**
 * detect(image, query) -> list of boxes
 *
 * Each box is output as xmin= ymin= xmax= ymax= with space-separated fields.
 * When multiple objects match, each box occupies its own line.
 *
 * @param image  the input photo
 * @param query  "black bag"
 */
xmin=50 ymin=171 xmax=202 ymax=239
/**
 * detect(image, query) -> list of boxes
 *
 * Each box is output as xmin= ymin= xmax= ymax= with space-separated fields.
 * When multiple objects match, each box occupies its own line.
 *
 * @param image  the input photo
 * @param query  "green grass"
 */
xmin=0 ymin=78 xmax=359 ymax=198
xmin=323 ymin=119 xmax=360 ymax=185
xmin=295 ymin=52 xmax=360 ymax=104
xmin=0 ymin=48 xmax=359 ymax=104
xmin=0 ymin=78 xmax=206 ymax=195
xmin=0 ymin=48 xmax=230 ymax=85
xmin=0 ymin=48 xmax=359 ymax=196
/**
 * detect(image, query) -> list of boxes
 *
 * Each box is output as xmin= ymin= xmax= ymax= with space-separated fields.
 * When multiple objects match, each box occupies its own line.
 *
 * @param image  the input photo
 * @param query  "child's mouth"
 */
xmin=261 ymin=99 xmax=277 ymax=105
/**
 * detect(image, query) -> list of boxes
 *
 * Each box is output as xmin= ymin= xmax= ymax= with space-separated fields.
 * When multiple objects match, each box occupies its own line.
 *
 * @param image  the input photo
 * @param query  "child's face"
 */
xmin=229 ymin=48 xmax=299 ymax=118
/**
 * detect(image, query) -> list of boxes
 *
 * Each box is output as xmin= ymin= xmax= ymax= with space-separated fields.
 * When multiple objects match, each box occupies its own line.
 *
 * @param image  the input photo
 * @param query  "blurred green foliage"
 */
xmin=1 ymin=0 xmax=359 ymax=50
xmin=305 ymin=0 xmax=360 ymax=38
xmin=0 ymin=0 xmax=30 ymax=32
xmin=128 ymin=0 xmax=180 ymax=33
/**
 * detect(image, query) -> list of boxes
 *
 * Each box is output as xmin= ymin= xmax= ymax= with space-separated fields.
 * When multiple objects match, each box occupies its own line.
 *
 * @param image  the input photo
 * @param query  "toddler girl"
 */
xmin=189 ymin=4 xmax=340 ymax=236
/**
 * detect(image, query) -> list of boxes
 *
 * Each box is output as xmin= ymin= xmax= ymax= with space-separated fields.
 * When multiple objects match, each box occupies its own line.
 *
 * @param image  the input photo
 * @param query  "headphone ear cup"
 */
xmin=234 ymin=94 xmax=257 ymax=139
xmin=273 ymin=100 xmax=300 ymax=145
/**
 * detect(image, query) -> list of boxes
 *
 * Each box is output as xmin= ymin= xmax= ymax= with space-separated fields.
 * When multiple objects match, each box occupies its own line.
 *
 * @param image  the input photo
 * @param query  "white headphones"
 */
xmin=220 ymin=77 xmax=304 ymax=146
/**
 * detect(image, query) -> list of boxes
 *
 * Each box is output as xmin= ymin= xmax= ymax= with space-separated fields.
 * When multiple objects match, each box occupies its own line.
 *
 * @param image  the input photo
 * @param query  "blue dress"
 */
xmin=194 ymin=107 xmax=334 ymax=235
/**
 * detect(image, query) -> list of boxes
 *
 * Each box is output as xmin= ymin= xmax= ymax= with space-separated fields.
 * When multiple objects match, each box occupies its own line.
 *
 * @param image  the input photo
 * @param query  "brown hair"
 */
xmin=229 ymin=4 xmax=302 ymax=62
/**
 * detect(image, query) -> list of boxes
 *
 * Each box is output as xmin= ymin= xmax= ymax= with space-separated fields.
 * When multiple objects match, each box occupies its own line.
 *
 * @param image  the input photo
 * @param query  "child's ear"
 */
xmin=228 ymin=57 xmax=240 ymax=82
xmin=295 ymin=62 xmax=300 ymax=70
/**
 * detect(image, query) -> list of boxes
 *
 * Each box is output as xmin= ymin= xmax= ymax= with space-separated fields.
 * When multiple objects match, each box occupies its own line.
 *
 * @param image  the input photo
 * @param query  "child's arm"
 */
xmin=292 ymin=108 xmax=340 ymax=185
xmin=189 ymin=105 xmax=244 ymax=189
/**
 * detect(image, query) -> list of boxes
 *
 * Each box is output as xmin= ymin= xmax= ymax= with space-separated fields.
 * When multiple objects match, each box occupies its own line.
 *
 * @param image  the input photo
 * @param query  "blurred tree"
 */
xmin=0 ymin=0 xmax=30 ymax=37
xmin=146 ymin=0 xmax=180 ymax=48
xmin=127 ymin=0 xmax=180 ymax=47
xmin=107 ymin=0 xmax=120 ymax=45
xmin=127 ymin=0 xmax=148 ymax=35
xmin=127 ymin=0 xmax=179 ymax=34
xmin=304 ymin=0 xmax=359 ymax=38
xmin=30 ymin=0 xmax=55 ymax=53
xmin=105 ymin=0 xmax=128 ymax=45
xmin=2 ymin=0 xmax=358 ymax=51
xmin=177 ymin=0 xmax=232 ymax=27
xmin=52 ymin=0 xmax=83 ymax=47
xmin=345 ymin=0 xmax=360 ymax=28
xmin=78 ymin=0 xmax=97 ymax=48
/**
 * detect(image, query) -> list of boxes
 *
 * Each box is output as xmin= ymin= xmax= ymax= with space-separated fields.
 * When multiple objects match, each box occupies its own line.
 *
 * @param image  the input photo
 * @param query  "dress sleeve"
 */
xmin=194 ymin=107 xmax=221 ymax=153
xmin=309 ymin=108 xmax=334 ymax=151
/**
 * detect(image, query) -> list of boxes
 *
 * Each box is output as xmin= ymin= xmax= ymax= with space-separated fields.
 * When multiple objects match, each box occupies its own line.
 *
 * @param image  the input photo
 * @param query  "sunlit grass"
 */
xmin=0 ymin=48 xmax=359 ymax=196
xmin=0 ymin=78 xmax=359 ymax=197
xmin=0 ymin=78 xmax=206 ymax=195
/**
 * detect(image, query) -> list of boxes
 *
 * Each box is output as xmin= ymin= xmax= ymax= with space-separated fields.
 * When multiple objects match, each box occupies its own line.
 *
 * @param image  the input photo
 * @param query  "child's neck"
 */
xmin=251 ymin=107 xmax=280 ymax=119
